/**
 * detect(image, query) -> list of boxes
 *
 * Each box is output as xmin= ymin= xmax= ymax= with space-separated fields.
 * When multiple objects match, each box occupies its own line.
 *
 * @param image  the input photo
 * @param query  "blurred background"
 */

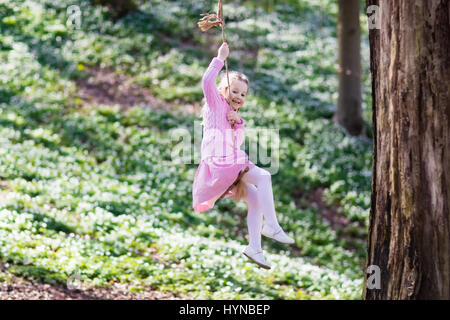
xmin=0 ymin=0 xmax=373 ymax=299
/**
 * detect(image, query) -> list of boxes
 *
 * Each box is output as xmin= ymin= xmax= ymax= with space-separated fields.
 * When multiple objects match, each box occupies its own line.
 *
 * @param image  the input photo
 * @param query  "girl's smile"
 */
xmin=226 ymin=80 xmax=248 ymax=111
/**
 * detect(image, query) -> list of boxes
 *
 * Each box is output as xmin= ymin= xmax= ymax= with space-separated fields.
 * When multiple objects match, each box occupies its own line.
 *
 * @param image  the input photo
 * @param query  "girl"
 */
xmin=192 ymin=42 xmax=294 ymax=269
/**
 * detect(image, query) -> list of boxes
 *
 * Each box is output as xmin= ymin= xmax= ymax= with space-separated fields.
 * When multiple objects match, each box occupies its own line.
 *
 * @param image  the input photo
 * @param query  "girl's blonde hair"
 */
xmin=217 ymin=71 xmax=249 ymax=97
xmin=232 ymin=178 xmax=248 ymax=202
xmin=200 ymin=71 xmax=250 ymax=203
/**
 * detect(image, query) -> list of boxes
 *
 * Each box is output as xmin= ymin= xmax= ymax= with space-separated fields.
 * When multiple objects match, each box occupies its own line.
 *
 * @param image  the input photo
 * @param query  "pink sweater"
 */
xmin=201 ymin=57 xmax=246 ymax=161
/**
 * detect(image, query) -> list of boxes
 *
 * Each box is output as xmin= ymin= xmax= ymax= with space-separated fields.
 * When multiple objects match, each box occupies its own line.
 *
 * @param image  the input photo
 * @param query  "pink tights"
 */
xmin=240 ymin=166 xmax=282 ymax=251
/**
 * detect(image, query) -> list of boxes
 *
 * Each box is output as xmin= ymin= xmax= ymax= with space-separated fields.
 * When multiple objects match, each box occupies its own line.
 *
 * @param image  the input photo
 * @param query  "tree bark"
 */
xmin=335 ymin=0 xmax=364 ymax=136
xmin=364 ymin=0 xmax=450 ymax=299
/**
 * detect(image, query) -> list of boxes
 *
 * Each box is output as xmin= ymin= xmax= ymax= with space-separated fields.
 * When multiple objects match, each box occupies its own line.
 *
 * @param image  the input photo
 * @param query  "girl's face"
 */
xmin=225 ymin=80 xmax=248 ymax=112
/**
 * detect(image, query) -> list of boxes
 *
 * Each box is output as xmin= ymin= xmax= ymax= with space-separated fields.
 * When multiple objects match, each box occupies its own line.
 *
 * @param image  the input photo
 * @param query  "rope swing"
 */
xmin=198 ymin=0 xmax=231 ymax=101
xmin=198 ymin=0 xmax=250 ymax=201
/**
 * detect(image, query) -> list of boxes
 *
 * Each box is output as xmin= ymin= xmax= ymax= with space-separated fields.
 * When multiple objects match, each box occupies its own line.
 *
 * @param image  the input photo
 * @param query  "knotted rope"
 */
xmin=198 ymin=0 xmax=231 ymax=104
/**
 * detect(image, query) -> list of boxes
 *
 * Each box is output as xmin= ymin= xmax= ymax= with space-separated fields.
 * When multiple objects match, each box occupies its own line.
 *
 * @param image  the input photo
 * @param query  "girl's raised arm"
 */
xmin=202 ymin=57 xmax=225 ymax=111
xmin=202 ymin=43 xmax=229 ymax=111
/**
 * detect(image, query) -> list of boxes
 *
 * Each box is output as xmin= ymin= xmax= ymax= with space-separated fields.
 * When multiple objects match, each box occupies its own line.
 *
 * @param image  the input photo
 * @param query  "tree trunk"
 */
xmin=335 ymin=0 xmax=364 ymax=136
xmin=364 ymin=0 xmax=450 ymax=299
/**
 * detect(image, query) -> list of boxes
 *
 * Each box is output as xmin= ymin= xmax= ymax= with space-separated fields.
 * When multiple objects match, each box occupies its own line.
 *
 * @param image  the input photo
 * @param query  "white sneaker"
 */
xmin=261 ymin=224 xmax=295 ymax=244
xmin=242 ymin=246 xmax=271 ymax=270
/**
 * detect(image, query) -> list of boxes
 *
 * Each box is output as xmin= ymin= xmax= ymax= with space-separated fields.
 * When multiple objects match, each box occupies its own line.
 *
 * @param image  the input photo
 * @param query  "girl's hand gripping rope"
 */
xmin=227 ymin=110 xmax=241 ymax=125
xmin=217 ymin=42 xmax=229 ymax=61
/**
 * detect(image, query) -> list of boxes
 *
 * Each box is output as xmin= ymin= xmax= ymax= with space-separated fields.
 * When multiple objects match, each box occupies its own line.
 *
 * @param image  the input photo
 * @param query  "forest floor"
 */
xmin=75 ymin=65 xmax=200 ymax=115
xmin=1 ymin=63 xmax=354 ymax=300
xmin=0 ymin=66 xmax=196 ymax=300
xmin=0 ymin=262 xmax=188 ymax=300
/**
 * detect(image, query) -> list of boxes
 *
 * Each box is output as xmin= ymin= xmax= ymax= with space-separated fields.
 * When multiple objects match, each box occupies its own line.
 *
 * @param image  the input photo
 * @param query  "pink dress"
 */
xmin=192 ymin=57 xmax=256 ymax=213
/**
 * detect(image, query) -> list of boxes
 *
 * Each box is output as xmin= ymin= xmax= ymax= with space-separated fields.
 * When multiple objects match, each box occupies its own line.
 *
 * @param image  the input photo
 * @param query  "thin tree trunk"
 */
xmin=364 ymin=0 xmax=450 ymax=299
xmin=335 ymin=0 xmax=364 ymax=136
